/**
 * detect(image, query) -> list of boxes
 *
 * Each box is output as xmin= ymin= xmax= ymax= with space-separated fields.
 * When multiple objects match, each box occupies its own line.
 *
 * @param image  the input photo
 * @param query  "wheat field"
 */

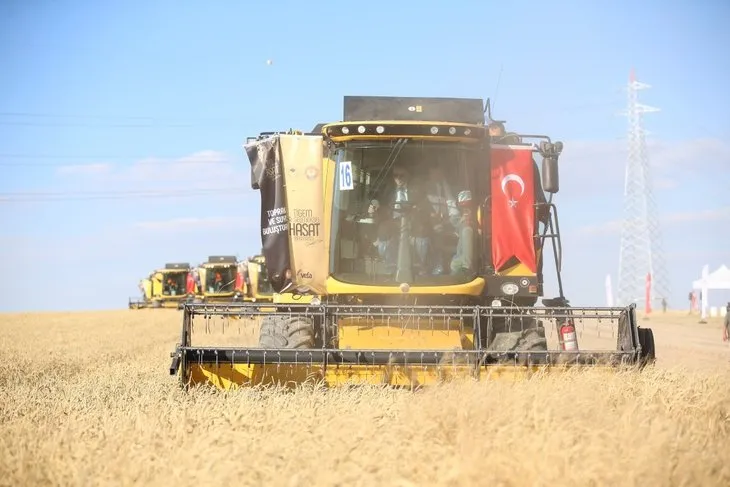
xmin=1 ymin=308 xmax=729 ymax=486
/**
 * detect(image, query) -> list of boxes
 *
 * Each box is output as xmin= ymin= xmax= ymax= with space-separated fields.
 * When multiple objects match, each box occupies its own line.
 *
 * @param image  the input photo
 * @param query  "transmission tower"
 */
xmin=616 ymin=69 xmax=670 ymax=307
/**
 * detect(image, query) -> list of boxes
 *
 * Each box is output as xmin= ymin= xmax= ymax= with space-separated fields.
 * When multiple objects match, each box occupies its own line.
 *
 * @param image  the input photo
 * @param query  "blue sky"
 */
xmin=1 ymin=0 xmax=728 ymax=312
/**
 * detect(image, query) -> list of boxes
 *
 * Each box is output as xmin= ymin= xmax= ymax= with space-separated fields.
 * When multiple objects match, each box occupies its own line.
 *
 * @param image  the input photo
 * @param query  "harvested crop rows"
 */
xmin=1 ymin=310 xmax=729 ymax=486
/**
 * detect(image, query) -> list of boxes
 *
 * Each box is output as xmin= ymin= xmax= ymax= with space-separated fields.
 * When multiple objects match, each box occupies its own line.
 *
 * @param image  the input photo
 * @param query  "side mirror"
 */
xmin=539 ymin=141 xmax=563 ymax=194
xmin=542 ymin=157 xmax=559 ymax=193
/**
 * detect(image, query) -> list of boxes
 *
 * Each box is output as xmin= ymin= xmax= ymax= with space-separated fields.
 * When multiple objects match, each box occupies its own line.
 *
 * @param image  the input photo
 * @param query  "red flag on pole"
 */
xmin=490 ymin=144 xmax=537 ymax=273
xmin=185 ymin=272 xmax=196 ymax=294
xmin=645 ymin=273 xmax=652 ymax=314
xmin=235 ymin=270 xmax=244 ymax=291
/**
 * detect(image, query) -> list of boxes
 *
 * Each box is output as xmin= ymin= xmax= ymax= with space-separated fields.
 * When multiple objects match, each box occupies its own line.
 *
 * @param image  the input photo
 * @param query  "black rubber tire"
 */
xmin=258 ymin=315 xmax=316 ymax=349
xmin=313 ymin=316 xmax=338 ymax=348
xmin=637 ymin=327 xmax=656 ymax=366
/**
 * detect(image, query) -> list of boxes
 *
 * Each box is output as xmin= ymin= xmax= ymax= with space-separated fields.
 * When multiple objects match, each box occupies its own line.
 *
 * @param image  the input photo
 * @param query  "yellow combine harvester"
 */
xmin=169 ymin=96 xmax=656 ymax=390
xmin=240 ymin=253 xmax=275 ymax=303
xmin=129 ymin=262 xmax=195 ymax=309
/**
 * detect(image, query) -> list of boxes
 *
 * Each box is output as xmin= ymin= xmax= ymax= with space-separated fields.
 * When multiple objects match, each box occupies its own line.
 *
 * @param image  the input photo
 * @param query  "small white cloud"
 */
xmin=575 ymin=220 xmax=624 ymax=236
xmin=665 ymin=249 xmax=730 ymax=259
xmin=576 ymin=206 xmax=730 ymax=236
xmin=556 ymin=137 xmax=729 ymax=196
xmin=664 ymin=207 xmax=730 ymax=224
xmin=133 ymin=216 xmax=255 ymax=232
xmin=54 ymin=150 xmax=248 ymax=194
xmin=654 ymin=178 xmax=678 ymax=190
xmin=648 ymin=138 xmax=730 ymax=170
xmin=56 ymin=163 xmax=113 ymax=175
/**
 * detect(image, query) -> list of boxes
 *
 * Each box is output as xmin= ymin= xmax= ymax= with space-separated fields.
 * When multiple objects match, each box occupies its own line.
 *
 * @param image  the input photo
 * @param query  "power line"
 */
xmin=0 ymin=187 xmax=244 ymax=202
xmin=0 ymin=120 xmax=245 ymax=128
xmin=0 ymin=111 xmax=244 ymax=120
xmin=0 ymin=111 xmax=247 ymax=127
xmin=0 ymin=100 xmax=623 ymax=127
xmin=0 ymin=156 xmax=237 ymax=167
xmin=0 ymin=153 xmax=206 ymax=159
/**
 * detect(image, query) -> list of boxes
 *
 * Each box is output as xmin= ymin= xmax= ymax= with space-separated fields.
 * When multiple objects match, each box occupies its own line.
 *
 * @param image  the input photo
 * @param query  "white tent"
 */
xmin=692 ymin=264 xmax=730 ymax=321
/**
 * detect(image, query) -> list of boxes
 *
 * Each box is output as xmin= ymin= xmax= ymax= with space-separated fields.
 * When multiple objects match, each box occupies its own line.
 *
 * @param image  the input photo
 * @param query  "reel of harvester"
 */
xmin=128 ymin=297 xmax=148 ymax=309
xmin=169 ymin=301 xmax=655 ymax=390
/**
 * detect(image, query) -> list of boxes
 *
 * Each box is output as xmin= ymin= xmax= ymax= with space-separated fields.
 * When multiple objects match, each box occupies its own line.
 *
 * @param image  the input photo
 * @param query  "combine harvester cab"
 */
xmin=169 ymin=96 xmax=656 ymax=390
xmin=241 ymin=254 xmax=275 ymax=303
xmin=196 ymin=255 xmax=244 ymax=305
xmin=129 ymin=262 xmax=195 ymax=310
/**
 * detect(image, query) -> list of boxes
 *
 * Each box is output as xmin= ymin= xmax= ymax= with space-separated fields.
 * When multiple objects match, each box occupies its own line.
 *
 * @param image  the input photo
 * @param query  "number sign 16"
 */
xmin=339 ymin=161 xmax=354 ymax=191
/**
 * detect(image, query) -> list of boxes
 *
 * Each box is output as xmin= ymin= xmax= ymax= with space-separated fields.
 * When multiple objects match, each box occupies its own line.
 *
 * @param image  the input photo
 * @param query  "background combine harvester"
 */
xmin=169 ymin=95 xmax=656 ymax=390
xmin=129 ymin=262 xmax=195 ymax=309
xmin=241 ymin=254 xmax=275 ymax=303
xmin=195 ymin=255 xmax=243 ymax=304
xmin=194 ymin=254 xmax=275 ymax=304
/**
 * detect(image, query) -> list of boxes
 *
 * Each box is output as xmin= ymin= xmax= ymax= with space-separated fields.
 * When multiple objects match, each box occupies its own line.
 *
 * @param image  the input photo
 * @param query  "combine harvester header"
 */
xmin=169 ymin=95 xmax=656 ymax=390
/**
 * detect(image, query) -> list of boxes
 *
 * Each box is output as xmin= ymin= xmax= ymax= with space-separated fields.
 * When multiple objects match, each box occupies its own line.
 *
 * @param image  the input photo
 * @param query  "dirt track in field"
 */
xmin=0 ymin=308 xmax=728 ymax=486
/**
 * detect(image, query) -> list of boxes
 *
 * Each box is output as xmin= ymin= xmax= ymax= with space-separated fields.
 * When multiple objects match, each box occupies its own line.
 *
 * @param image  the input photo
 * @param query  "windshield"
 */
xmin=330 ymin=139 xmax=481 ymax=286
xmin=257 ymin=263 xmax=274 ymax=295
xmin=205 ymin=265 xmax=237 ymax=294
xmin=162 ymin=271 xmax=187 ymax=296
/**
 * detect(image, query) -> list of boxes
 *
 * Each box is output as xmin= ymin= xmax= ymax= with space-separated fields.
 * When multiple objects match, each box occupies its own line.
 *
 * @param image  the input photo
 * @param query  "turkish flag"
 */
xmin=645 ymin=273 xmax=652 ymax=314
xmin=235 ymin=271 xmax=244 ymax=291
xmin=185 ymin=272 xmax=196 ymax=294
xmin=490 ymin=144 xmax=537 ymax=273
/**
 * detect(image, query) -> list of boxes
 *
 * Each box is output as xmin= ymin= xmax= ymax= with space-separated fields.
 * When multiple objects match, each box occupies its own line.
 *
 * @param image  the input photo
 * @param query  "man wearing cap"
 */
xmin=213 ymin=271 xmax=223 ymax=292
xmin=450 ymin=190 xmax=476 ymax=275
xmin=424 ymin=163 xmax=460 ymax=275
xmin=166 ymin=277 xmax=178 ymax=295
xmin=368 ymin=164 xmax=432 ymax=275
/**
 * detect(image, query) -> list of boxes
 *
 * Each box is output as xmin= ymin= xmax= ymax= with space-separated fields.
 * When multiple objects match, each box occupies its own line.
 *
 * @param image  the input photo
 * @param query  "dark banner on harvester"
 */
xmin=245 ymin=136 xmax=293 ymax=294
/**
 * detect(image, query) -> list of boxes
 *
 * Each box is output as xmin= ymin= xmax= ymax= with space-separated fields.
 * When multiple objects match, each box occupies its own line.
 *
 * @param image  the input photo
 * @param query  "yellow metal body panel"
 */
xmin=324 ymin=120 xmax=483 ymax=129
xmin=142 ymin=278 xmax=152 ymax=300
xmin=185 ymin=364 xmax=623 ymax=390
xmin=329 ymin=135 xmax=481 ymax=144
xmin=499 ymin=260 xmax=537 ymax=277
xmin=322 ymin=153 xmax=334 ymax=271
xmin=336 ymin=318 xmax=473 ymax=351
xmin=325 ymin=276 xmax=486 ymax=296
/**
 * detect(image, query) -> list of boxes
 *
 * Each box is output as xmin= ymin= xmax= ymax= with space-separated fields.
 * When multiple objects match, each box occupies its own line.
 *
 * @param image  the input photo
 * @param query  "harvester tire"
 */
xmin=637 ymin=327 xmax=656 ymax=366
xmin=258 ymin=315 xmax=316 ymax=349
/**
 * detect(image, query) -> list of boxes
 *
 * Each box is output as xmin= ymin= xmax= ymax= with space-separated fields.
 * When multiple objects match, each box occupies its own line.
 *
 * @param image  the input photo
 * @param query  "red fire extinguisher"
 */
xmin=560 ymin=319 xmax=579 ymax=351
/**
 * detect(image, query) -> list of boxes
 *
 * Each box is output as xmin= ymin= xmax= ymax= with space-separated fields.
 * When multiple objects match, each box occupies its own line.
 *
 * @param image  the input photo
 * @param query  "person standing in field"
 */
xmin=723 ymin=303 xmax=730 ymax=343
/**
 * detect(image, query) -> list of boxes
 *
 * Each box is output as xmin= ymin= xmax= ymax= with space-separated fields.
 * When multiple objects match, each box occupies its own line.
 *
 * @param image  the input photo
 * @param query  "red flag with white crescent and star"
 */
xmin=185 ymin=272 xmax=196 ymax=294
xmin=490 ymin=144 xmax=537 ymax=273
